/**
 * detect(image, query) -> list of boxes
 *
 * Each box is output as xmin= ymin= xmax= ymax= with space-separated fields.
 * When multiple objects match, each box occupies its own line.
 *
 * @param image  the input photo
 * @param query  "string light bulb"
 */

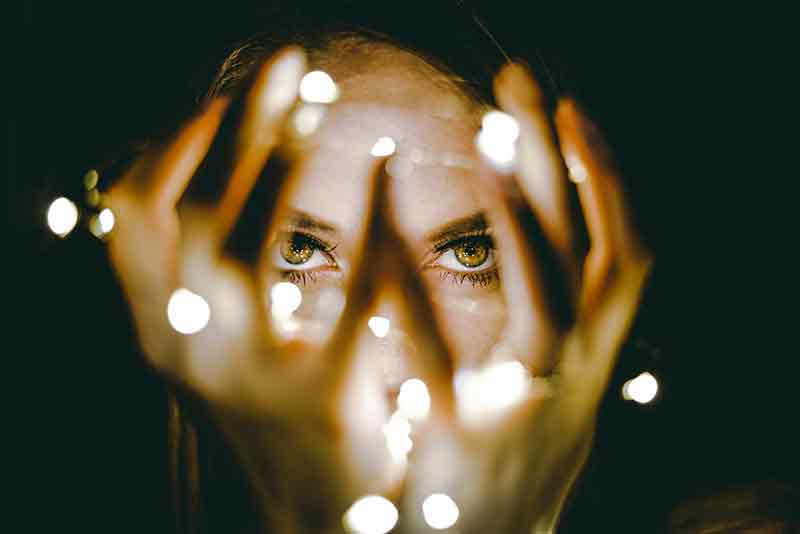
xmin=299 ymin=70 xmax=339 ymax=104
xmin=368 ymin=316 xmax=391 ymax=338
xmin=475 ymin=109 xmax=519 ymax=171
xmin=46 ymin=197 xmax=79 ymax=237
xmin=622 ymin=371 xmax=659 ymax=404
xmin=343 ymin=495 xmax=398 ymax=534
xmin=422 ymin=493 xmax=460 ymax=530
xmin=455 ymin=360 xmax=531 ymax=426
xmin=396 ymin=378 xmax=431 ymax=421
xmin=370 ymin=137 xmax=397 ymax=157
xmin=269 ymin=282 xmax=302 ymax=319
xmin=167 ymin=288 xmax=211 ymax=335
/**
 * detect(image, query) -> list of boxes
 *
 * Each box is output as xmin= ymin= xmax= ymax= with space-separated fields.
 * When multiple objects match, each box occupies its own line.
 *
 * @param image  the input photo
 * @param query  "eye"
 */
xmin=433 ymin=236 xmax=495 ymax=272
xmin=271 ymin=232 xmax=334 ymax=271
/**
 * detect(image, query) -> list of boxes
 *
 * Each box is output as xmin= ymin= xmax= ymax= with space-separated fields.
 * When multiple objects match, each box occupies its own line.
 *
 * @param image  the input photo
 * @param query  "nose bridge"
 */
xmin=349 ymin=282 xmax=421 ymax=390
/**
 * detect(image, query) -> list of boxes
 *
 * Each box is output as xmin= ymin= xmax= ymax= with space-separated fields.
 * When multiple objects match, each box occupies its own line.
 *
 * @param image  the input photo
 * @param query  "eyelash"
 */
xmin=430 ymin=233 xmax=500 ymax=287
xmin=277 ymin=232 xmax=499 ymax=288
xmin=437 ymin=268 xmax=499 ymax=287
xmin=275 ymin=231 xmax=339 ymax=286
xmin=283 ymin=270 xmax=321 ymax=286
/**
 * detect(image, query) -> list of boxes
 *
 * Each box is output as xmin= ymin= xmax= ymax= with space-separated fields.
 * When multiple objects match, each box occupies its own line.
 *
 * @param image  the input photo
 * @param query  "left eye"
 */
xmin=271 ymin=233 xmax=332 ymax=270
xmin=433 ymin=237 xmax=495 ymax=272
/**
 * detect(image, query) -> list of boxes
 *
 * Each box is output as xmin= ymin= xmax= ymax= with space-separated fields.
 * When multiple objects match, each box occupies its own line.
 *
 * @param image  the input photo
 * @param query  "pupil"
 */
xmin=281 ymin=235 xmax=313 ymax=265
xmin=455 ymin=240 xmax=488 ymax=268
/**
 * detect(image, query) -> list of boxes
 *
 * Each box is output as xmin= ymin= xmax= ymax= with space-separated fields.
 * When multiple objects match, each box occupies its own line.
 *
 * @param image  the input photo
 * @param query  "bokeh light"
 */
xmin=565 ymin=153 xmax=588 ymax=183
xmin=475 ymin=110 xmax=519 ymax=171
xmin=482 ymin=110 xmax=520 ymax=143
xmin=46 ymin=197 xmax=79 ymax=237
xmin=299 ymin=70 xmax=339 ymax=104
xmin=343 ymin=495 xmax=399 ymax=534
xmin=383 ymin=410 xmax=413 ymax=462
xmin=270 ymin=282 xmax=302 ymax=319
xmin=370 ymin=137 xmax=397 ymax=157
xmin=292 ymin=103 xmax=326 ymax=136
xmin=475 ymin=129 xmax=516 ymax=170
xmin=396 ymin=378 xmax=431 ymax=421
xmin=455 ymin=360 xmax=531 ymax=426
xmin=98 ymin=208 xmax=115 ymax=233
xmin=422 ymin=493 xmax=459 ymax=530
xmin=368 ymin=315 xmax=391 ymax=338
xmin=83 ymin=169 xmax=99 ymax=190
xmin=167 ymin=288 xmax=211 ymax=335
xmin=622 ymin=371 xmax=659 ymax=404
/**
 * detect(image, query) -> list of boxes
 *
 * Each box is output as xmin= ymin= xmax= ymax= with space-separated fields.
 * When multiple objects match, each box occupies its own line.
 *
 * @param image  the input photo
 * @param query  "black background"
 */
xmin=9 ymin=2 xmax=797 ymax=533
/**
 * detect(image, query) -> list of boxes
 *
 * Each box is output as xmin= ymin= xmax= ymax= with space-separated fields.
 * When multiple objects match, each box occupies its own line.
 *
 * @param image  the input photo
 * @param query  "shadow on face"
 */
xmin=262 ymin=46 xmax=509 ymax=383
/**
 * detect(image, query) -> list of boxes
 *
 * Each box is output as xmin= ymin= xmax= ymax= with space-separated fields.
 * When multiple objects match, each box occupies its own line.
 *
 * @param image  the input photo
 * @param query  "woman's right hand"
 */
xmin=104 ymin=47 xmax=453 ymax=529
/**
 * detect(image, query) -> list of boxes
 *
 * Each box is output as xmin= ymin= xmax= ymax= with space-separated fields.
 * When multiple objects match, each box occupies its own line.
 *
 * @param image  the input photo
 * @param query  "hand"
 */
xmin=104 ymin=47 xmax=456 ymax=530
xmin=397 ymin=65 xmax=653 ymax=533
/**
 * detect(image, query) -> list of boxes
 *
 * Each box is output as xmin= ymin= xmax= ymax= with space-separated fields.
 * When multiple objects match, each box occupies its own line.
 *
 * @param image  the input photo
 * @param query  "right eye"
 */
xmin=271 ymin=233 xmax=334 ymax=270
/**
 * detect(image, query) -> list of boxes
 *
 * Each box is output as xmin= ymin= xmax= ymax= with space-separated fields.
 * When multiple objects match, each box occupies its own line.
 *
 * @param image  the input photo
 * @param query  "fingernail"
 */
xmin=555 ymin=99 xmax=614 ymax=177
xmin=261 ymin=47 xmax=306 ymax=116
xmin=496 ymin=62 xmax=544 ymax=108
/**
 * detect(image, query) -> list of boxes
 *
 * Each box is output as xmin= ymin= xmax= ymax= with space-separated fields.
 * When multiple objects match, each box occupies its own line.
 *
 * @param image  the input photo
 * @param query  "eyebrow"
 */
xmin=282 ymin=209 xmax=341 ymax=238
xmin=425 ymin=211 xmax=489 ymax=248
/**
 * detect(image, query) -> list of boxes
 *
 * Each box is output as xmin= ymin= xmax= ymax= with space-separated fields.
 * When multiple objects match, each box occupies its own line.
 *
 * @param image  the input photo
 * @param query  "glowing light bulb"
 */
xmin=370 ymin=137 xmax=396 ymax=157
xmin=622 ymin=371 xmax=658 ymax=404
xmin=422 ymin=493 xmax=459 ymax=530
xmin=299 ymin=70 xmax=339 ymax=104
xmin=167 ymin=288 xmax=211 ymax=335
xmin=455 ymin=360 xmax=531 ymax=426
xmin=343 ymin=495 xmax=398 ymax=534
xmin=46 ymin=197 xmax=79 ymax=237
xmin=482 ymin=110 xmax=520 ymax=143
xmin=292 ymin=103 xmax=326 ymax=136
xmin=396 ymin=378 xmax=431 ymax=421
xmin=565 ymin=153 xmax=588 ymax=183
xmin=383 ymin=410 xmax=413 ymax=462
xmin=98 ymin=208 xmax=115 ymax=233
xmin=270 ymin=282 xmax=302 ymax=319
xmin=475 ymin=129 xmax=516 ymax=170
xmin=83 ymin=169 xmax=99 ymax=190
xmin=368 ymin=316 xmax=391 ymax=338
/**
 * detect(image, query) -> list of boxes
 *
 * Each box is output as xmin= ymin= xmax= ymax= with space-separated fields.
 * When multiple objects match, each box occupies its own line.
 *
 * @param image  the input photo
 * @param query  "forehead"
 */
xmin=285 ymin=61 xmax=487 ymax=242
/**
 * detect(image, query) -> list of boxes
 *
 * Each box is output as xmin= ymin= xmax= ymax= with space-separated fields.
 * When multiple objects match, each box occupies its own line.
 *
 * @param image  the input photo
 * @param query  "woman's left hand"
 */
xmin=397 ymin=64 xmax=653 ymax=533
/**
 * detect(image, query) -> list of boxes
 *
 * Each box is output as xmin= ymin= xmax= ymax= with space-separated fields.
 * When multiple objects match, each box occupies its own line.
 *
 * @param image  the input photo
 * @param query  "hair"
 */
xmin=169 ymin=24 xmax=507 ymax=534
xmin=667 ymin=480 xmax=800 ymax=533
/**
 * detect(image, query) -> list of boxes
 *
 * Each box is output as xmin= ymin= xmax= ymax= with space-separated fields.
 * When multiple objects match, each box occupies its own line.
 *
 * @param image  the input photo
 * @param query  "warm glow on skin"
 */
xmin=265 ymin=60 xmax=507 ymax=371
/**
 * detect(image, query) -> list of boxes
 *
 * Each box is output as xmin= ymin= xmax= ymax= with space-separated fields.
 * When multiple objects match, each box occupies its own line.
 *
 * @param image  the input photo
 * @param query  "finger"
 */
xmin=125 ymin=97 xmax=229 ymax=210
xmin=553 ymin=100 xmax=653 ymax=399
xmin=213 ymin=46 xmax=306 ymax=241
xmin=480 ymin=168 xmax=560 ymax=376
xmin=328 ymin=158 xmax=455 ymax=417
xmin=494 ymin=63 xmax=578 ymax=282
xmin=554 ymin=99 xmax=652 ymax=314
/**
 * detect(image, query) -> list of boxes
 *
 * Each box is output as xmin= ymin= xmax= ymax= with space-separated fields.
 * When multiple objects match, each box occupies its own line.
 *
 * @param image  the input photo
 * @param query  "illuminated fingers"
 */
xmin=475 ymin=165 xmax=559 ymax=377
xmin=214 ymin=47 xmax=306 ymax=241
xmin=125 ymin=97 xmax=229 ymax=210
xmin=494 ymin=64 xmax=577 ymax=279
xmin=554 ymin=100 xmax=653 ymax=395
xmin=554 ymin=99 xmax=652 ymax=315
xmin=328 ymin=156 xmax=455 ymax=418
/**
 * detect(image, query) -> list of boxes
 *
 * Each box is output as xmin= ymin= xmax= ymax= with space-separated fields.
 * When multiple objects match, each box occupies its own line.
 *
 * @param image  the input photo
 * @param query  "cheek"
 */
xmin=427 ymin=288 xmax=507 ymax=369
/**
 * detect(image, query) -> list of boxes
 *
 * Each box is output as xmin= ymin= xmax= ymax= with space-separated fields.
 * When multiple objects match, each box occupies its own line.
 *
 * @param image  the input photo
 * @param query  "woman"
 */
xmin=104 ymin=24 xmax=651 ymax=534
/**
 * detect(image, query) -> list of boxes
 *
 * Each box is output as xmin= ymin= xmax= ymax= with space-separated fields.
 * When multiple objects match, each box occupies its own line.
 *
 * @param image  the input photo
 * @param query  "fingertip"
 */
xmin=252 ymin=45 xmax=308 ymax=117
xmin=494 ymin=61 xmax=545 ymax=110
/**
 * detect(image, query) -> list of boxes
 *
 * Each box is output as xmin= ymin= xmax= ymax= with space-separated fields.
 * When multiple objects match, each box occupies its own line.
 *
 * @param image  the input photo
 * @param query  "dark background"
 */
xmin=10 ymin=2 xmax=797 ymax=533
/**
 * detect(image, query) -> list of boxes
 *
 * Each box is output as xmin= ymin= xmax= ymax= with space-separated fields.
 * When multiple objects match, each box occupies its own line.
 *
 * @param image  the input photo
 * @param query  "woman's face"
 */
xmin=263 ymin=49 xmax=507 ymax=390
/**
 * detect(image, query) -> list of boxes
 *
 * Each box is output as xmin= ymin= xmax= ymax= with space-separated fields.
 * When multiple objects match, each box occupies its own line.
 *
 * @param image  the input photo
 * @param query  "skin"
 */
xmin=106 ymin=44 xmax=652 ymax=533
